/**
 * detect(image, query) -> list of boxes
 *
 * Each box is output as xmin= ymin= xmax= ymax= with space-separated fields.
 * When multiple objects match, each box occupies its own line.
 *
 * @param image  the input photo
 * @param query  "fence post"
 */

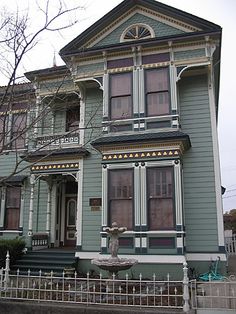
xmin=4 ymin=250 xmax=10 ymax=290
xmin=183 ymin=261 xmax=190 ymax=312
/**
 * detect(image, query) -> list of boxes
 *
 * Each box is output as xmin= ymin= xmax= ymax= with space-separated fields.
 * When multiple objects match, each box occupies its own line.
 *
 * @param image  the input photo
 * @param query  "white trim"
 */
xmin=208 ymin=68 xmax=225 ymax=247
xmin=134 ymin=166 xmax=140 ymax=226
xmin=133 ymin=69 xmax=139 ymax=115
xmin=76 ymin=251 xmax=186 ymax=263
xmin=140 ymin=165 xmax=147 ymax=226
xmin=174 ymin=163 xmax=183 ymax=226
xmin=102 ymin=167 xmax=108 ymax=226
xmin=0 ymin=186 xmax=6 ymax=228
xmin=185 ymin=253 xmax=227 ymax=262
xmin=141 ymin=237 xmax=147 ymax=248
xmin=170 ymin=64 xmax=177 ymax=111
xmin=76 ymin=163 xmax=83 ymax=247
xmin=135 ymin=237 xmax=141 ymax=248
xmin=177 ymin=237 xmax=183 ymax=248
xmin=103 ymin=73 xmax=109 ymax=118
xmin=101 ymin=237 xmax=107 ymax=248
xmin=146 ymin=160 xmax=175 ymax=167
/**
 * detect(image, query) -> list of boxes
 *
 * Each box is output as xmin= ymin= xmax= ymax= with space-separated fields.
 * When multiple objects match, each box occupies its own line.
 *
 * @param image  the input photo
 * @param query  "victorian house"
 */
xmin=0 ymin=0 xmax=225 ymax=277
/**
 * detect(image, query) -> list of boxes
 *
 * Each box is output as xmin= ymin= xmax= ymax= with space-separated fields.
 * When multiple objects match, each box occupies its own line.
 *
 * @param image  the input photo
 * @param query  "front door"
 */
xmin=64 ymin=196 xmax=77 ymax=247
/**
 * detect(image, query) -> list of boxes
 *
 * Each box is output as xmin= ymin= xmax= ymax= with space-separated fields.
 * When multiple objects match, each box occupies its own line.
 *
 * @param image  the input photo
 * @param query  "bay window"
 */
xmin=147 ymin=167 xmax=174 ymax=230
xmin=145 ymin=68 xmax=170 ymax=117
xmin=108 ymin=169 xmax=133 ymax=230
xmin=109 ymin=73 xmax=132 ymax=120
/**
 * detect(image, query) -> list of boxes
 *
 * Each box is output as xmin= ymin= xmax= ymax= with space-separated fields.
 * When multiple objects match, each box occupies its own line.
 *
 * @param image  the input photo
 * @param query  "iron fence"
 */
xmin=0 ymin=251 xmax=190 ymax=311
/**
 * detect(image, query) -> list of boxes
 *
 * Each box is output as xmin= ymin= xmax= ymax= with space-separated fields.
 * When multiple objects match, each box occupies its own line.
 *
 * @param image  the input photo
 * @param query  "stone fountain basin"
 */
xmin=91 ymin=257 xmax=138 ymax=273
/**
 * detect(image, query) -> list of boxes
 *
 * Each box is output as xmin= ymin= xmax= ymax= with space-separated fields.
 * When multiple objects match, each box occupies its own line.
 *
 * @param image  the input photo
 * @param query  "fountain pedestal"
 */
xmin=91 ymin=222 xmax=138 ymax=277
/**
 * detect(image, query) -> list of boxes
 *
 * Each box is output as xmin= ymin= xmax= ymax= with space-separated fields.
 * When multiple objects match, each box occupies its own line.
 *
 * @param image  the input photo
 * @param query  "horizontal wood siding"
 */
xmin=179 ymin=74 xmax=218 ymax=252
xmin=82 ymin=88 xmax=103 ymax=251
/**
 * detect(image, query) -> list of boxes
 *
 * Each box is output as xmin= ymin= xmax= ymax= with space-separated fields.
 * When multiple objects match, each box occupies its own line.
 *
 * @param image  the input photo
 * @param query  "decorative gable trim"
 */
xmin=86 ymin=6 xmax=200 ymax=49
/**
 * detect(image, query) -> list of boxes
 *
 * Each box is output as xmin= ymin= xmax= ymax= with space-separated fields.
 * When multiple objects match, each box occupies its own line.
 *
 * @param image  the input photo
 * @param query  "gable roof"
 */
xmin=60 ymin=0 xmax=221 ymax=57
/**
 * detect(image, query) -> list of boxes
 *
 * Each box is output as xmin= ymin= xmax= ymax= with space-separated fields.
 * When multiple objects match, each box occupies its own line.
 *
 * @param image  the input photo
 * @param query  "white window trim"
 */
xmin=102 ymin=160 xmax=183 ymax=231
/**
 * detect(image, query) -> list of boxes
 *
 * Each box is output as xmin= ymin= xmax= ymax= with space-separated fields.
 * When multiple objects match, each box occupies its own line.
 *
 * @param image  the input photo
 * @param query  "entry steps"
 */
xmin=11 ymin=249 xmax=77 ymax=276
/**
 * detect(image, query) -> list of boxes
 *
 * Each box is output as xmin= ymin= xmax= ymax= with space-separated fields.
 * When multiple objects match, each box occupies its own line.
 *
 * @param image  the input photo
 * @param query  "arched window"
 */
xmin=121 ymin=24 xmax=154 ymax=42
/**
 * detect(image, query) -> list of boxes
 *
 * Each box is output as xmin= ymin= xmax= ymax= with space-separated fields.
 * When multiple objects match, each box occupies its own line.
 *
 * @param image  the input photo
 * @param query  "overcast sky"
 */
xmin=1 ymin=0 xmax=236 ymax=212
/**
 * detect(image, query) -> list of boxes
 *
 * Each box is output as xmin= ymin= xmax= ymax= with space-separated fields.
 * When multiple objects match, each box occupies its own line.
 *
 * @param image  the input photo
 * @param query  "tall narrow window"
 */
xmin=11 ymin=103 xmax=27 ymax=149
xmin=110 ymin=73 xmax=132 ymax=120
xmin=11 ymin=113 xmax=27 ymax=149
xmin=5 ymin=186 xmax=21 ymax=230
xmin=66 ymin=106 xmax=80 ymax=132
xmin=145 ymin=68 xmax=170 ymax=116
xmin=108 ymin=169 xmax=133 ymax=230
xmin=147 ymin=167 xmax=174 ymax=230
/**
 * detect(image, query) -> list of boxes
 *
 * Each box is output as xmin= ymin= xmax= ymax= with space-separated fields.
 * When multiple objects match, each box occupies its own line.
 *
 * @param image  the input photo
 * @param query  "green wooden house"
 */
xmin=0 ymin=0 xmax=226 ymax=278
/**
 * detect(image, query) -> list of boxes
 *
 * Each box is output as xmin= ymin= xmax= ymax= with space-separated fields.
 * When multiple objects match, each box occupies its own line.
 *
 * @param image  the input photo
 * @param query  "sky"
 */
xmin=0 ymin=0 xmax=236 ymax=212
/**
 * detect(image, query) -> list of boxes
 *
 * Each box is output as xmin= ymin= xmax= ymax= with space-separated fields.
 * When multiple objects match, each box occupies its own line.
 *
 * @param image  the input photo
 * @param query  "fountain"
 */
xmin=91 ymin=222 xmax=138 ymax=277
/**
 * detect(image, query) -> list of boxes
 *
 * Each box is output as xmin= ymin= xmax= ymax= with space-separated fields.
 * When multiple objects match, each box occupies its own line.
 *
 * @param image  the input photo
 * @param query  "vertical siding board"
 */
xmin=179 ymin=74 xmax=218 ymax=252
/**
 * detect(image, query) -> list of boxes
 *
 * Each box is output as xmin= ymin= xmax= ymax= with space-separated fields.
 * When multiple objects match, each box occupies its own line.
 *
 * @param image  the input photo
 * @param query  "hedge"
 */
xmin=0 ymin=238 xmax=26 ymax=268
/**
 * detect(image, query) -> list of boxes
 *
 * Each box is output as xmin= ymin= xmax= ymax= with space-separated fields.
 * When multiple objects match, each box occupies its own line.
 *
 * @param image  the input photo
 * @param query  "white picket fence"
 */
xmin=225 ymin=235 xmax=236 ymax=255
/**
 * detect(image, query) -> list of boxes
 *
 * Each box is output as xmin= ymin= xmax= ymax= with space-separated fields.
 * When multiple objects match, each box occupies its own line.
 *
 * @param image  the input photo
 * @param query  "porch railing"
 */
xmin=0 ymin=252 xmax=190 ymax=312
xmin=35 ymin=132 xmax=80 ymax=149
xmin=225 ymin=235 xmax=236 ymax=255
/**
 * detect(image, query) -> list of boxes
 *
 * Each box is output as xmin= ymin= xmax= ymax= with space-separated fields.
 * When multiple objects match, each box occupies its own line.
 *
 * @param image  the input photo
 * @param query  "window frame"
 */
xmin=65 ymin=105 xmax=80 ymax=133
xmin=109 ymin=72 xmax=133 ymax=121
xmin=4 ymin=186 xmax=21 ymax=230
xmin=144 ymin=67 xmax=171 ymax=117
xmin=107 ymin=168 xmax=134 ymax=230
xmin=146 ymin=166 xmax=175 ymax=231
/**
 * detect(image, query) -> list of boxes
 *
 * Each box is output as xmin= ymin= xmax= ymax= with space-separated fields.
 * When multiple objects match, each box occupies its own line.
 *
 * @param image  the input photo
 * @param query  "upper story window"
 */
xmin=109 ymin=73 xmax=132 ymax=120
xmin=0 ymin=103 xmax=27 ymax=151
xmin=121 ymin=24 xmax=154 ymax=42
xmin=145 ymin=68 xmax=170 ymax=117
xmin=66 ymin=106 xmax=80 ymax=132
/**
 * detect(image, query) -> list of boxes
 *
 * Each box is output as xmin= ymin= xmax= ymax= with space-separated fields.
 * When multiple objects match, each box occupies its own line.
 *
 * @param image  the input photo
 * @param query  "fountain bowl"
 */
xmin=91 ymin=257 xmax=138 ymax=275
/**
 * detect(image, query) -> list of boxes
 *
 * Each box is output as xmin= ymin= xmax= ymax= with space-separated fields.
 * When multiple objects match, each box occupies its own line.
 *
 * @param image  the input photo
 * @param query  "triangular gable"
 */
xmin=60 ymin=0 xmax=221 ymax=56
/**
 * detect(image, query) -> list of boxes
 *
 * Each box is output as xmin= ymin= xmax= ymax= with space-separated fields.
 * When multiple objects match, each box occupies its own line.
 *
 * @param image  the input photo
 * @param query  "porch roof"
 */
xmin=21 ymin=147 xmax=90 ymax=162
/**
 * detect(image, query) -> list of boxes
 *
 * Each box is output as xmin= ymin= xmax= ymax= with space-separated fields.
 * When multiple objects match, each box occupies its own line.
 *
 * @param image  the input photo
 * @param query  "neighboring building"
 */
xmin=0 ymin=0 xmax=226 ymax=277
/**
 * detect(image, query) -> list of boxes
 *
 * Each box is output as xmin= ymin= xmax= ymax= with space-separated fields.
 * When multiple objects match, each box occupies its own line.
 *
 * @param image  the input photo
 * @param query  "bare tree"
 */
xmin=0 ymin=0 xmax=105 ymax=183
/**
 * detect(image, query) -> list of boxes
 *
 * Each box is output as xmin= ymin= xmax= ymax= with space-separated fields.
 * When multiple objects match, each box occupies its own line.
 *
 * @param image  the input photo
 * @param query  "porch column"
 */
xmin=46 ymin=179 xmax=52 ymax=235
xmin=28 ymin=174 xmax=35 ymax=247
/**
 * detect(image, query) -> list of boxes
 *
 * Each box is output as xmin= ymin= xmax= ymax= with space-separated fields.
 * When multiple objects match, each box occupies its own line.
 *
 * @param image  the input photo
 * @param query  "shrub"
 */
xmin=0 ymin=238 xmax=26 ymax=268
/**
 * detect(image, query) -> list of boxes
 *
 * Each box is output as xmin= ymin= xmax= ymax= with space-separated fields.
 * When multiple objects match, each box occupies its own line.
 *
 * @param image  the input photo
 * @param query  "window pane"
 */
xmin=5 ymin=208 xmax=20 ymax=230
xmin=110 ymin=73 xmax=132 ymax=120
xmin=110 ymin=73 xmax=132 ymax=97
xmin=109 ymin=169 xmax=133 ymax=230
xmin=110 ymin=200 xmax=133 ymax=230
xmin=66 ymin=106 xmax=80 ymax=132
xmin=12 ymin=113 xmax=27 ymax=149
xmin=5 ymin=187 xmax=21 ymax=230
xmin=6 ymin=187 xmax=21 ymax=208
xmin=146 ymin=68 xmax=169 ymax=93
xmin=147 ymin=168 xmax=174 ymax=230
xmin=147 ymin=92 xmax=169 ymax=116
xmin=110 ymin=96 xmax=132 ymax=119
